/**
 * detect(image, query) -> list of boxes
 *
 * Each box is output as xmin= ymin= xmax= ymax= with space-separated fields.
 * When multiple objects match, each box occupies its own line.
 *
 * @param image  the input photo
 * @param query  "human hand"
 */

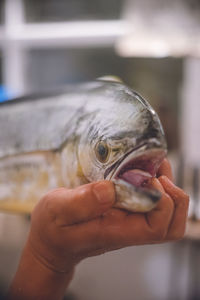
xmin=25 ymin=158 xmax=189 ymax=275
xmin=7 ymin=158 xmax=189 ymax=300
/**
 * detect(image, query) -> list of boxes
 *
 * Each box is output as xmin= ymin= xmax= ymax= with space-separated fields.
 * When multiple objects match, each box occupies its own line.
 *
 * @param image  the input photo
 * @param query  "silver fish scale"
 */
xmin=0 ymin=80 xmax=159 ymax=159
xmin=0 ymin=79 xmax=168 ymax=214
xmin=0 ymin=93 xmax=87 ymax=158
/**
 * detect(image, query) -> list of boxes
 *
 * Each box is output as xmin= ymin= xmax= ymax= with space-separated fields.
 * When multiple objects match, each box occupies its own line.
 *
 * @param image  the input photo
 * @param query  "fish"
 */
xmin=0 ymin=78 xmax=167 ymax=214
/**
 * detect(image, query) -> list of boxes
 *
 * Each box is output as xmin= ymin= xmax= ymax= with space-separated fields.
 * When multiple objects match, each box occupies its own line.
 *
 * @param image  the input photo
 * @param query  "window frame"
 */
xmin=0 ymin=0 xmax=125 ymax=95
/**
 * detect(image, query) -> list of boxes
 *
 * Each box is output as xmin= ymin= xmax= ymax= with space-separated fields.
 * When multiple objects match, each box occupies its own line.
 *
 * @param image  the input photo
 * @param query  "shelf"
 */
xmin=23 ymin=0 xmax=123 ymax=23
xmin=0 ymin=20 xmax=125 ymax=48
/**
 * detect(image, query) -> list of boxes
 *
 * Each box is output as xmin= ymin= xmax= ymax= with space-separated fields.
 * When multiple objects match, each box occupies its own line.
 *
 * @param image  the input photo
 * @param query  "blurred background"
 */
xmin=0 ymin=0 xmax=200 ymax=299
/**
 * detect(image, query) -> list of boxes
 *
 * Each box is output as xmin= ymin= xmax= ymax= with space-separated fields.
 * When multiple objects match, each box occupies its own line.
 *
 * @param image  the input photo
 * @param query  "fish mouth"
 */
xmin=105 ymin=141 xmax=167 ymax=197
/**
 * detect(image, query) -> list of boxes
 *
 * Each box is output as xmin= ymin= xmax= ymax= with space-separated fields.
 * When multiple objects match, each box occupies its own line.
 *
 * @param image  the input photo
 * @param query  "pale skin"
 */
xmin=6 ymin=159 xmax=189 ymax=300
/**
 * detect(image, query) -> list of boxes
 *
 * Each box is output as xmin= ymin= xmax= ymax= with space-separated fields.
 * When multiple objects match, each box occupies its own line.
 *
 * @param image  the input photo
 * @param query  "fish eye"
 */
xmin=95 ymin=141 xmax=110 ymax=163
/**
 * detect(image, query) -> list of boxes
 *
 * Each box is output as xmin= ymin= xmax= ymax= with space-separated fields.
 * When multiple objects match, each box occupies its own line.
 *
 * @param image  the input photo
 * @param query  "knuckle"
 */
xmin=167 ymin=195 xmax=174 ymax=211
xmin=177 ymin=194 xmax=189 ymax=210
xmin=170 ymin=229 xmax=185 ymax=241
xmin=184 ymin=194 xmax=190 ymax=205
xmin=161 ymin=192 xmax=174 ymax=210
xmin=43 ymin=188 xmax=61 ymax=203
xmin=31 ymin=193 xmax=50 ymax=217
xmin=77 ymin=186 xmax=91 ymax=200
xmin=151 ymin=227 xmax=167 ymax=241
xmin=40 ymin=189 xmax=63 ymax=219
xmin=78 ymin=188 xmax=89 ymax=199
xmin=43 ymin=191 xmax=56 ymax=209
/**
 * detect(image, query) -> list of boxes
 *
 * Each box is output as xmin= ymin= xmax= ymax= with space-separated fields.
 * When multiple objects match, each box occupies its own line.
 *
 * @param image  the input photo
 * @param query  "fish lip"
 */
xmin=113 ymin=178 xmax=162 ymax=204
xmin=106 ymin=144 xmax=166 ymax=199
xmin=104 ymin=139 xmax=167 ymax=187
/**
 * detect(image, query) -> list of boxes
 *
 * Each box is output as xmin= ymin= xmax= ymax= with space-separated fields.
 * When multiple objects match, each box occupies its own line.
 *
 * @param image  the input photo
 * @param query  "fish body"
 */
xmin=0 ymin=79 xmax=167 ymax=213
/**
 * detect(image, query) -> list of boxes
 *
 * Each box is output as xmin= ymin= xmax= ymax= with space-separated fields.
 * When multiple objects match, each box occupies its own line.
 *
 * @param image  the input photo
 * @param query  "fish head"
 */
xmin=77 ymin=82 xmax=167 ymax=212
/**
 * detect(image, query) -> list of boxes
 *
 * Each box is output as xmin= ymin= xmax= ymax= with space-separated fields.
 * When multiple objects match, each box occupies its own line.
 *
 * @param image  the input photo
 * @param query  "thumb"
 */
xmin=44 ymin=181 xmax=115 ymax=226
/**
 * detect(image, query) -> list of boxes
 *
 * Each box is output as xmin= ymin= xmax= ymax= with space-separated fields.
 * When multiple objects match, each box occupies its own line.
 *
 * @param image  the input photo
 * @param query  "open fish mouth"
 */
xmin=105 ymin=142 xmax=167 ymax=212
xmin=115 ymin=148 xmax=166 ymax=188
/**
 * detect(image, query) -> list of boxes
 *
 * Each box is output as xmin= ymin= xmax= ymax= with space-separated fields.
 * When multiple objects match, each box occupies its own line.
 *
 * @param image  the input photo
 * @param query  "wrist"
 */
xmin=7 ymin=241 xmax=75 ymax=300
xmin=26 ymin=227 xmax=78 ymax=273
xmin=25 ymin=240 xmax=75 ymax=276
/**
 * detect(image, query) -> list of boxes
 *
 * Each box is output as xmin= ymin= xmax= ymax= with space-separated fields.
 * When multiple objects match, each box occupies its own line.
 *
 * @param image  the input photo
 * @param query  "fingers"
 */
xmin=157 ymin=158 xmax=173 ymax=181
xmin=145 ymin=178 xmax=174 ymax=240
xmin=67 ymin=208 xmax=129 ymax=255
xmin=149 ymin=176 xmax=165 ymax=193
xmin=70 ymin=178 xmax=175 ymax=253
xmin=98 ymin=178 xmax=173 ymax=247
xmin=66 ymin=176 xmax=188 ymax=257
xmin=158 ymin=176 xmax=189 ymax=240
xmin=44 ymin=181 xmax=115 ymax=226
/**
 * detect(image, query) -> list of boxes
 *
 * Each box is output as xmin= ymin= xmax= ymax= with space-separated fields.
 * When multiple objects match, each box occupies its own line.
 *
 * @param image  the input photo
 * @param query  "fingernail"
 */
xmin=93 ymin=181 xmax=115 ymax=204
xmin=159 ymin=175 xmax=173 ymax=185
xmin=151 ymin=177 xmax=165 ymax=193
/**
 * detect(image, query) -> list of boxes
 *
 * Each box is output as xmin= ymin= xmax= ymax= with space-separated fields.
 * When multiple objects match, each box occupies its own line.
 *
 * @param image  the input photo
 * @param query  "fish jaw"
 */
xmin=106 ymin=145 xmax=167 ymax=212
xmin=113 ymin=179 xmax=161 ymax=212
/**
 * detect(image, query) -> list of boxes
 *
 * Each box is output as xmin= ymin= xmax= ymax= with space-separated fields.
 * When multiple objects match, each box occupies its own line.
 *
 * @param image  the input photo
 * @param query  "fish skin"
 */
xmin=0 ymin=79 xmax=167 ymax=214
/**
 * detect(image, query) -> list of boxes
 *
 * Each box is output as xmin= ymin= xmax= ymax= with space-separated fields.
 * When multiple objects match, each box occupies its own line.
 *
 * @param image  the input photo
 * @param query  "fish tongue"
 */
xmin=120 ymin=169 xmax=152 ymax=187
